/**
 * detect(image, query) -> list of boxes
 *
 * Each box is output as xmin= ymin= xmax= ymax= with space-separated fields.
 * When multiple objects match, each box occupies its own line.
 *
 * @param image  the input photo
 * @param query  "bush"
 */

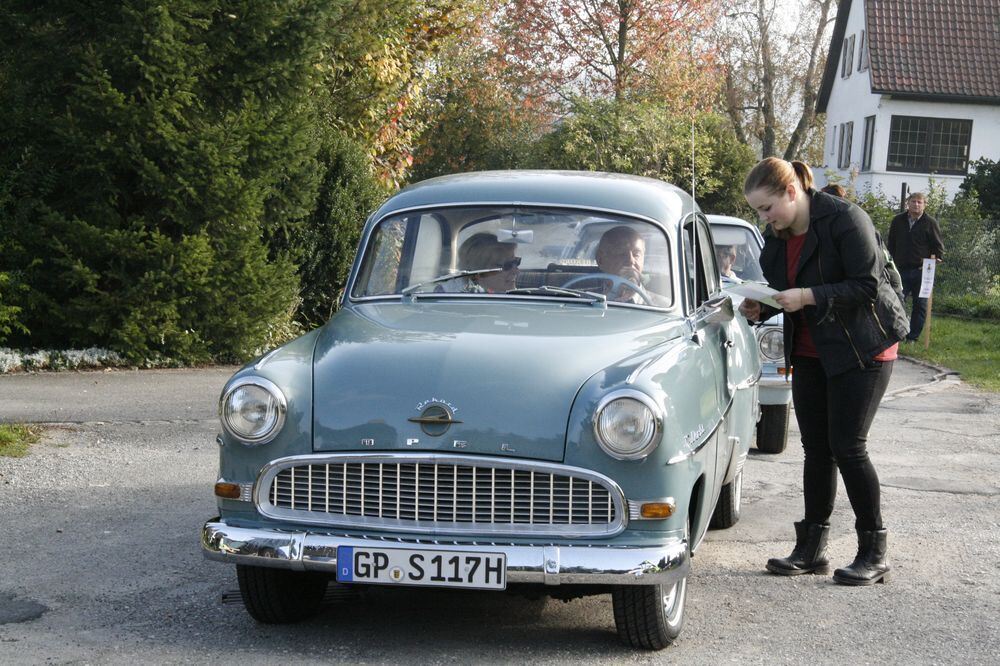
xmin=296 ymin=134 xmax=388 ymax=328
xmin=0 ymin=2 xmax=330 ymax=363
xmin=532 ymin=99 xmax=756 ymax=216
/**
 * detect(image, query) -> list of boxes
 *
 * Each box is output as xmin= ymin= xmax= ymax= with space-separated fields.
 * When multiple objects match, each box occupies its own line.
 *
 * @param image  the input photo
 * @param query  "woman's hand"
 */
xmin=739 ymin=298 xmax=761 ymax=322
xmin=775 ymin=287 xmax=814 ymax=313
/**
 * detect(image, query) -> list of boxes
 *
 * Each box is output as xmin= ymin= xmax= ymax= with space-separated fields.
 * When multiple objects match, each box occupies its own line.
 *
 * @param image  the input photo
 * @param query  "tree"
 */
xmin=0 ymin=1 xmax=330 ymax=361
xmin=314 ymin=0 xmax=476 ymax=186
xmin=297 ymin=135 xmax=387 ymax=328
xmin=409 ymin=10 xmax=553 ymax=180
xmin=496 ymin=0 xmax=720 ymax=109
xmin=534 ymin=98 xmax=755 ymax=215
xmin=716 ymin=0 xmax=836 ymax=160
xmin=960 ymin=158 xmax=1000 ymax=226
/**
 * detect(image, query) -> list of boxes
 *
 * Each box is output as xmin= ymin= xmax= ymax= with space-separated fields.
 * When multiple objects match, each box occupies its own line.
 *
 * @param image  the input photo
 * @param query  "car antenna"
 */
xmin=691 ymin=116 xmax=698 ymax=299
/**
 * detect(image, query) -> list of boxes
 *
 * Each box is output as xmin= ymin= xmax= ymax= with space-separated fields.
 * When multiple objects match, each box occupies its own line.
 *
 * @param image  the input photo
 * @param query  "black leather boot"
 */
xmin=833 ymin=528 xmax=890 ymax=585
xmin=766 ymin=521 xmax=831 ymax=575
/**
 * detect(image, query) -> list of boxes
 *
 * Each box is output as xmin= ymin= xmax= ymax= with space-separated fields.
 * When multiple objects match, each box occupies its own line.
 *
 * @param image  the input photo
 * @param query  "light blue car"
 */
xmin=202 ymin=172 xmax=762 ymax=650
xmin=707 ymin=215 xmax=791 ymax=454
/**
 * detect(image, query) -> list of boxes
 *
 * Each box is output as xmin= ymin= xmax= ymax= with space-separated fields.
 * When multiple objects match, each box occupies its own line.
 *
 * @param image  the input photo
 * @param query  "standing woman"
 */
xmin=740 ymin=158 xmax=909 ymax=586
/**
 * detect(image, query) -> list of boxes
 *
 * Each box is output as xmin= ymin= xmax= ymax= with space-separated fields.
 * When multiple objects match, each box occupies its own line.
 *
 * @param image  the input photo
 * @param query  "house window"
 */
xmin=858 ymin=31 xmax=869 ymax=72
xmin=838 ymin=121 xmax=854 ymax=169
xmin=887 ymin=115 xmax=973 ymax=175
xmin=840 ymin=34 xmax=855 ymax=78
xmin=861 ymin=116 xmax=875 ymax=171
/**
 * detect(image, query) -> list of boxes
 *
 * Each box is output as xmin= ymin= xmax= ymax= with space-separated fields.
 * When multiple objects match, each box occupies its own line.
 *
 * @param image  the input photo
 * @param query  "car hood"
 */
xmin=311 ymin=301 xmax=685 ymax=461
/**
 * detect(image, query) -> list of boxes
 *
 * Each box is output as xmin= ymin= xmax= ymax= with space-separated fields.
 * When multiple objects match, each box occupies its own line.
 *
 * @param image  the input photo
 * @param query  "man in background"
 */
xmin=887 ymin=192 xmax=944 ymax=342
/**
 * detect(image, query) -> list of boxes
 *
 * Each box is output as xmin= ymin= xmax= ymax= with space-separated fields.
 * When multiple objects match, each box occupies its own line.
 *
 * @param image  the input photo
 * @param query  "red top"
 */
xmin=786 ymin=233 xmax=898 ymax=362
xmin=786 ymin=234 xmax=818 ymax=358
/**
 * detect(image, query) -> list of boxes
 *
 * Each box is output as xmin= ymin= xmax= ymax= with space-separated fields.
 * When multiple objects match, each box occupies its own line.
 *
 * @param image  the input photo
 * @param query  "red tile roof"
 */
xmin=818 ymin=0 xmax=1000 ymax=112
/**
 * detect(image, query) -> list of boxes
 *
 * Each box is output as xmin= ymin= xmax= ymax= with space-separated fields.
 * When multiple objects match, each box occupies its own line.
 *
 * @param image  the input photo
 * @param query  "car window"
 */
xmin=351 ymin=207 xmax=675 ymax=309
xmin=710 ymin=224 xmax=765 ymax=283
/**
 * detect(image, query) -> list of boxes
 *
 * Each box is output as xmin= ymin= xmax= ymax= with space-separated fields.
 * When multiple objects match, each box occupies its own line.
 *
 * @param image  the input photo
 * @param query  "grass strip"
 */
xmin=901 ymin=315 xmax=1000 ymax=393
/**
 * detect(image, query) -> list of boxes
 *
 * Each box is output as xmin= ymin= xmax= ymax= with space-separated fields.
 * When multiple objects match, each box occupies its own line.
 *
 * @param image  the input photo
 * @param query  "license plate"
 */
xmin=336 ymin=546 xmax=506 ymax=590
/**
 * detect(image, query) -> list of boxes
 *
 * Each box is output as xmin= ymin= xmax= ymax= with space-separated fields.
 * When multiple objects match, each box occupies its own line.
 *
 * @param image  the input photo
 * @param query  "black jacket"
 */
xmin=758 ymin=190 xmax=910 ymax=377
xmin=887 ymin=211 xmax=944 ymax=270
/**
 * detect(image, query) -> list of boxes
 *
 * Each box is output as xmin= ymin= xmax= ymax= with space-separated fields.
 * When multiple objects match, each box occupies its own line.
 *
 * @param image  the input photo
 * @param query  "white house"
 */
xmin=816 ymin=0 xmax=1000 ymax=200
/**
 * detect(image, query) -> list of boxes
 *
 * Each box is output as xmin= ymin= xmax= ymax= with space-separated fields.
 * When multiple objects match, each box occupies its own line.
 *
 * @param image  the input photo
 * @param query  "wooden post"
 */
xmin=923 ymin=254 xmax=936 ymax=350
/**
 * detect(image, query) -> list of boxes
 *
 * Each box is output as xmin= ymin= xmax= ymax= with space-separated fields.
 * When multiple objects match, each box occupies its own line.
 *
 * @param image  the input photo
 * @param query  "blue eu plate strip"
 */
xmin=337 ymin=546 xmax=354 ymax=582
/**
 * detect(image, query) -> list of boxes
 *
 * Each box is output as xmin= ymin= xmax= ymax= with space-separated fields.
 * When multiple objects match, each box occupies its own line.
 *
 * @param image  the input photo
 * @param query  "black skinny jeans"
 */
xmin=791 ymin=355 xmax=893 ymax=531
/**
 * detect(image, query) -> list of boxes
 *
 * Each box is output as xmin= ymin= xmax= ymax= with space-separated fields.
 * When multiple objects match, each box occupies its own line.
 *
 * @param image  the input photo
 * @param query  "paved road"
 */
xmin=1 ymin=360 xmax=998 ymax=664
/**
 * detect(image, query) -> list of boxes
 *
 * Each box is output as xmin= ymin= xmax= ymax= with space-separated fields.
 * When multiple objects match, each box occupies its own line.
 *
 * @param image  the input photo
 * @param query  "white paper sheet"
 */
xmin=724 ymin=282 xmax=783 ymax=310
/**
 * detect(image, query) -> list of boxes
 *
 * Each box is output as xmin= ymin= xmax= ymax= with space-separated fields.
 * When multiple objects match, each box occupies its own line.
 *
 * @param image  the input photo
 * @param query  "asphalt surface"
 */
xmin=1 ymin=359 xmax=998 ymax=664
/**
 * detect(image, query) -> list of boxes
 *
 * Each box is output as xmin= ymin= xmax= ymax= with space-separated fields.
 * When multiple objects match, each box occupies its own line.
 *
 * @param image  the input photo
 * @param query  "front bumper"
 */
xmin=759 ymin=371 xmax=791 ymax=405
xmin=202 ymin=519 xmax=689 ymax=587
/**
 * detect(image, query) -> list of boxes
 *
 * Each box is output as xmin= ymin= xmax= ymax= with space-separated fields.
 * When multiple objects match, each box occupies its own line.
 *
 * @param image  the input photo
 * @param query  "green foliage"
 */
xmin=0 ymin=424 xmax=41 ymax=458
xmin=0 ymin=1 xmax=330 ymax=362
xmin=960 ymin=158 xmax=1000 ymax=224
xmin=852 ymin=185 xmax=1000 ymax=318
xmin=297 ymin=135 xmax=388 ymax=328
xmin=410 ymin=61 xmax=547 ymax=180
xmin=532 ymin=99 xmax=755 ymax=216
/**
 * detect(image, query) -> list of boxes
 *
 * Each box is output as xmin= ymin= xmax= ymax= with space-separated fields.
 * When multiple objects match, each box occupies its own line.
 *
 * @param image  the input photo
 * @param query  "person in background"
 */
xmin=887 ymin=192 xmax=944 ymax=342
xmin=715 ymin=244 xmax=741 ymax=281
xmin=740 ymin=157 xmax=909 ymax=586
xmin=820 ymin=183 xmax=847 ymax=198
xmin=458 ymin=233 xmax=520 ymax=293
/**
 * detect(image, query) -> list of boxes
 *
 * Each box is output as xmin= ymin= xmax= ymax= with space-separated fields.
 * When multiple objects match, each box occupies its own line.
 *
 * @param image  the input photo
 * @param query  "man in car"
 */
xmin=594 ymin=225 xmax=668 ymax=305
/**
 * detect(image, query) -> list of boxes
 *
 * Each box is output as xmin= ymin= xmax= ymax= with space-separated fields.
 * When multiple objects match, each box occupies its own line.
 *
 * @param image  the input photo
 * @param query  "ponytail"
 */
xmin=744 ymin=157 xmax=814 ymax=195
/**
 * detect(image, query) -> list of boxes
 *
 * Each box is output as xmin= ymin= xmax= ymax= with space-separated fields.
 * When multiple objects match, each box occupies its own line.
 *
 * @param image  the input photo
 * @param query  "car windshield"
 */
xmin=709 ymin=224 xmax=765 ymax=283
xmin=351 ymin=207 xmax=674 ymax=309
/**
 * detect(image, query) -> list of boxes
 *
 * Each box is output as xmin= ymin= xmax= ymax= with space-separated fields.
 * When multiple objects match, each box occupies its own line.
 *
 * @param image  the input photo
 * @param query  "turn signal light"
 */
xmin=214 ymin=482 xmax=242 ymax=499
xmin=640 ymin=502 xmax=675 ymax=519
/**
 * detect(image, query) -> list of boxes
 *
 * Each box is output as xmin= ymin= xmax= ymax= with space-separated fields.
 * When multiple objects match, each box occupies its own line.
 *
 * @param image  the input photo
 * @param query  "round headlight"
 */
xmin=593 ymin=390 xmax=662 ymax=460
xmin=758 ymin=327 xmax=784 ymax=362
xmin=220 ymin=377 xmax=286 ymax=445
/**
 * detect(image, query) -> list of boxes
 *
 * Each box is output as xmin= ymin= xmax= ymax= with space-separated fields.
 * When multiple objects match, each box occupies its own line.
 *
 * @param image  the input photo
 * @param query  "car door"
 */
xmin=683 ymin=215 xmax=738 ymax=541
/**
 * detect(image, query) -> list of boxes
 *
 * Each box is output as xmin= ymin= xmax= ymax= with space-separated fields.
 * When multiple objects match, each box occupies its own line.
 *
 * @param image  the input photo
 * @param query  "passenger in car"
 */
xmin=458 ymin=233 xmax=520 ymax=293
xmin=715 ymin=244 xmax=741 ymax=281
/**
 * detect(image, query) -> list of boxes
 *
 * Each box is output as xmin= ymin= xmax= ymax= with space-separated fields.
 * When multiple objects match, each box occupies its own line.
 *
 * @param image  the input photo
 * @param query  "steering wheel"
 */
xmin=561 ymin=272 xmax=652 ymax=305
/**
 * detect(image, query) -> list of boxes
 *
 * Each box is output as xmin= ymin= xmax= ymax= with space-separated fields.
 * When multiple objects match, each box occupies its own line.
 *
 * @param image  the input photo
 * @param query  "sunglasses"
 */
xmin=500 ymin=257 xmax=522 ymax=271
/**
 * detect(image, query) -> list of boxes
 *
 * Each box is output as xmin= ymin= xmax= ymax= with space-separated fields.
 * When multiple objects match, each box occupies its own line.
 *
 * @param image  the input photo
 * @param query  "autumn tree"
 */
xmin=315 ymin=0 xmax=476 ymax=186
xmin=496 ymin=0 xmax=721 ymax=111
xmin=716 ymin=0 xmax=836 ymax=160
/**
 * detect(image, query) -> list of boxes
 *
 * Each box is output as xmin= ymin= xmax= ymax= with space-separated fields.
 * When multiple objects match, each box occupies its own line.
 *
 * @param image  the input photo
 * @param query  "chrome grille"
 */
xmin=256 ymin=454 xmax=626 ymax=536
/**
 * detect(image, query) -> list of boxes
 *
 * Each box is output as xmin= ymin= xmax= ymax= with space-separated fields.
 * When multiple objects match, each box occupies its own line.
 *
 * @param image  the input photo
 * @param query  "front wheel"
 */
xmin=756 ymin=403 xmax=789 ymax=453
xmin=710 ymin=469 xmax=742 ymax=529
xmin=612 ymin=577 xmax=688 ymax=649
xmin=236 ymin=565 xmax=328 ymax=624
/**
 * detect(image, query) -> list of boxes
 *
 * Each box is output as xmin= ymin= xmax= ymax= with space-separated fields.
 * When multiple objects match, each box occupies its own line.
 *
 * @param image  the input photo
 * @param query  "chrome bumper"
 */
xmin=202 ymin=519 xmax=689 ymax=587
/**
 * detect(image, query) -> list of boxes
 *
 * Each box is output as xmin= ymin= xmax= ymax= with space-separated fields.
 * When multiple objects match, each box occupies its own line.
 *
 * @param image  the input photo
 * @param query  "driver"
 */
xmin=594 ymin=225 xmax=654 ymax=303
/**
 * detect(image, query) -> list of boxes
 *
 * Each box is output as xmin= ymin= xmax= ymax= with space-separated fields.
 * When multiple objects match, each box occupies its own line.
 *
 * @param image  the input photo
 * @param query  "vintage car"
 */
xmin=202 ymin=171 xmax=762 ymax=650
xmin=707 ymin=214 xmax=790 ymax=454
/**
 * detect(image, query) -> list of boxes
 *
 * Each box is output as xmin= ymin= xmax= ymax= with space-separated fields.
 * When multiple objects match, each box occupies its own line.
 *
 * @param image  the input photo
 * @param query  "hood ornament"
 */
xmin=409 ymin=402 xmax=462 ymax=437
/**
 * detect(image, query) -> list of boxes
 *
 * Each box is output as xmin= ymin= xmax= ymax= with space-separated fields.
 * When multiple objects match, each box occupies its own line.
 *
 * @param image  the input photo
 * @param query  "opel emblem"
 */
xmin=408 ymin=403 xmax=462 ymax=437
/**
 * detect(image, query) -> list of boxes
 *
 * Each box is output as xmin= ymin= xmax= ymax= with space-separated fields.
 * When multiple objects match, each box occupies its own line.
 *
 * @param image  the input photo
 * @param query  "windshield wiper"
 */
xmin=506 ymin=285 xmax=607 ymax=306
xmin=400 ymin=268 xmax=502 ymax=298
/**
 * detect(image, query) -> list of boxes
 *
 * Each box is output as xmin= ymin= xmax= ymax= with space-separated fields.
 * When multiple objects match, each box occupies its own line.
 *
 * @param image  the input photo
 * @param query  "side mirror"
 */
xmin=699 ymin=294 xmax=735 ymax=326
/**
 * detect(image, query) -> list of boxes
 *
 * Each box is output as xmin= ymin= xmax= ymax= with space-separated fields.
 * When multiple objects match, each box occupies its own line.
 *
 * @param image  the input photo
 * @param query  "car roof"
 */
xmin=370 ymin=171 xmax=698 ymax=226
xmin=706 ymin=214 xmax=754 ymax=229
